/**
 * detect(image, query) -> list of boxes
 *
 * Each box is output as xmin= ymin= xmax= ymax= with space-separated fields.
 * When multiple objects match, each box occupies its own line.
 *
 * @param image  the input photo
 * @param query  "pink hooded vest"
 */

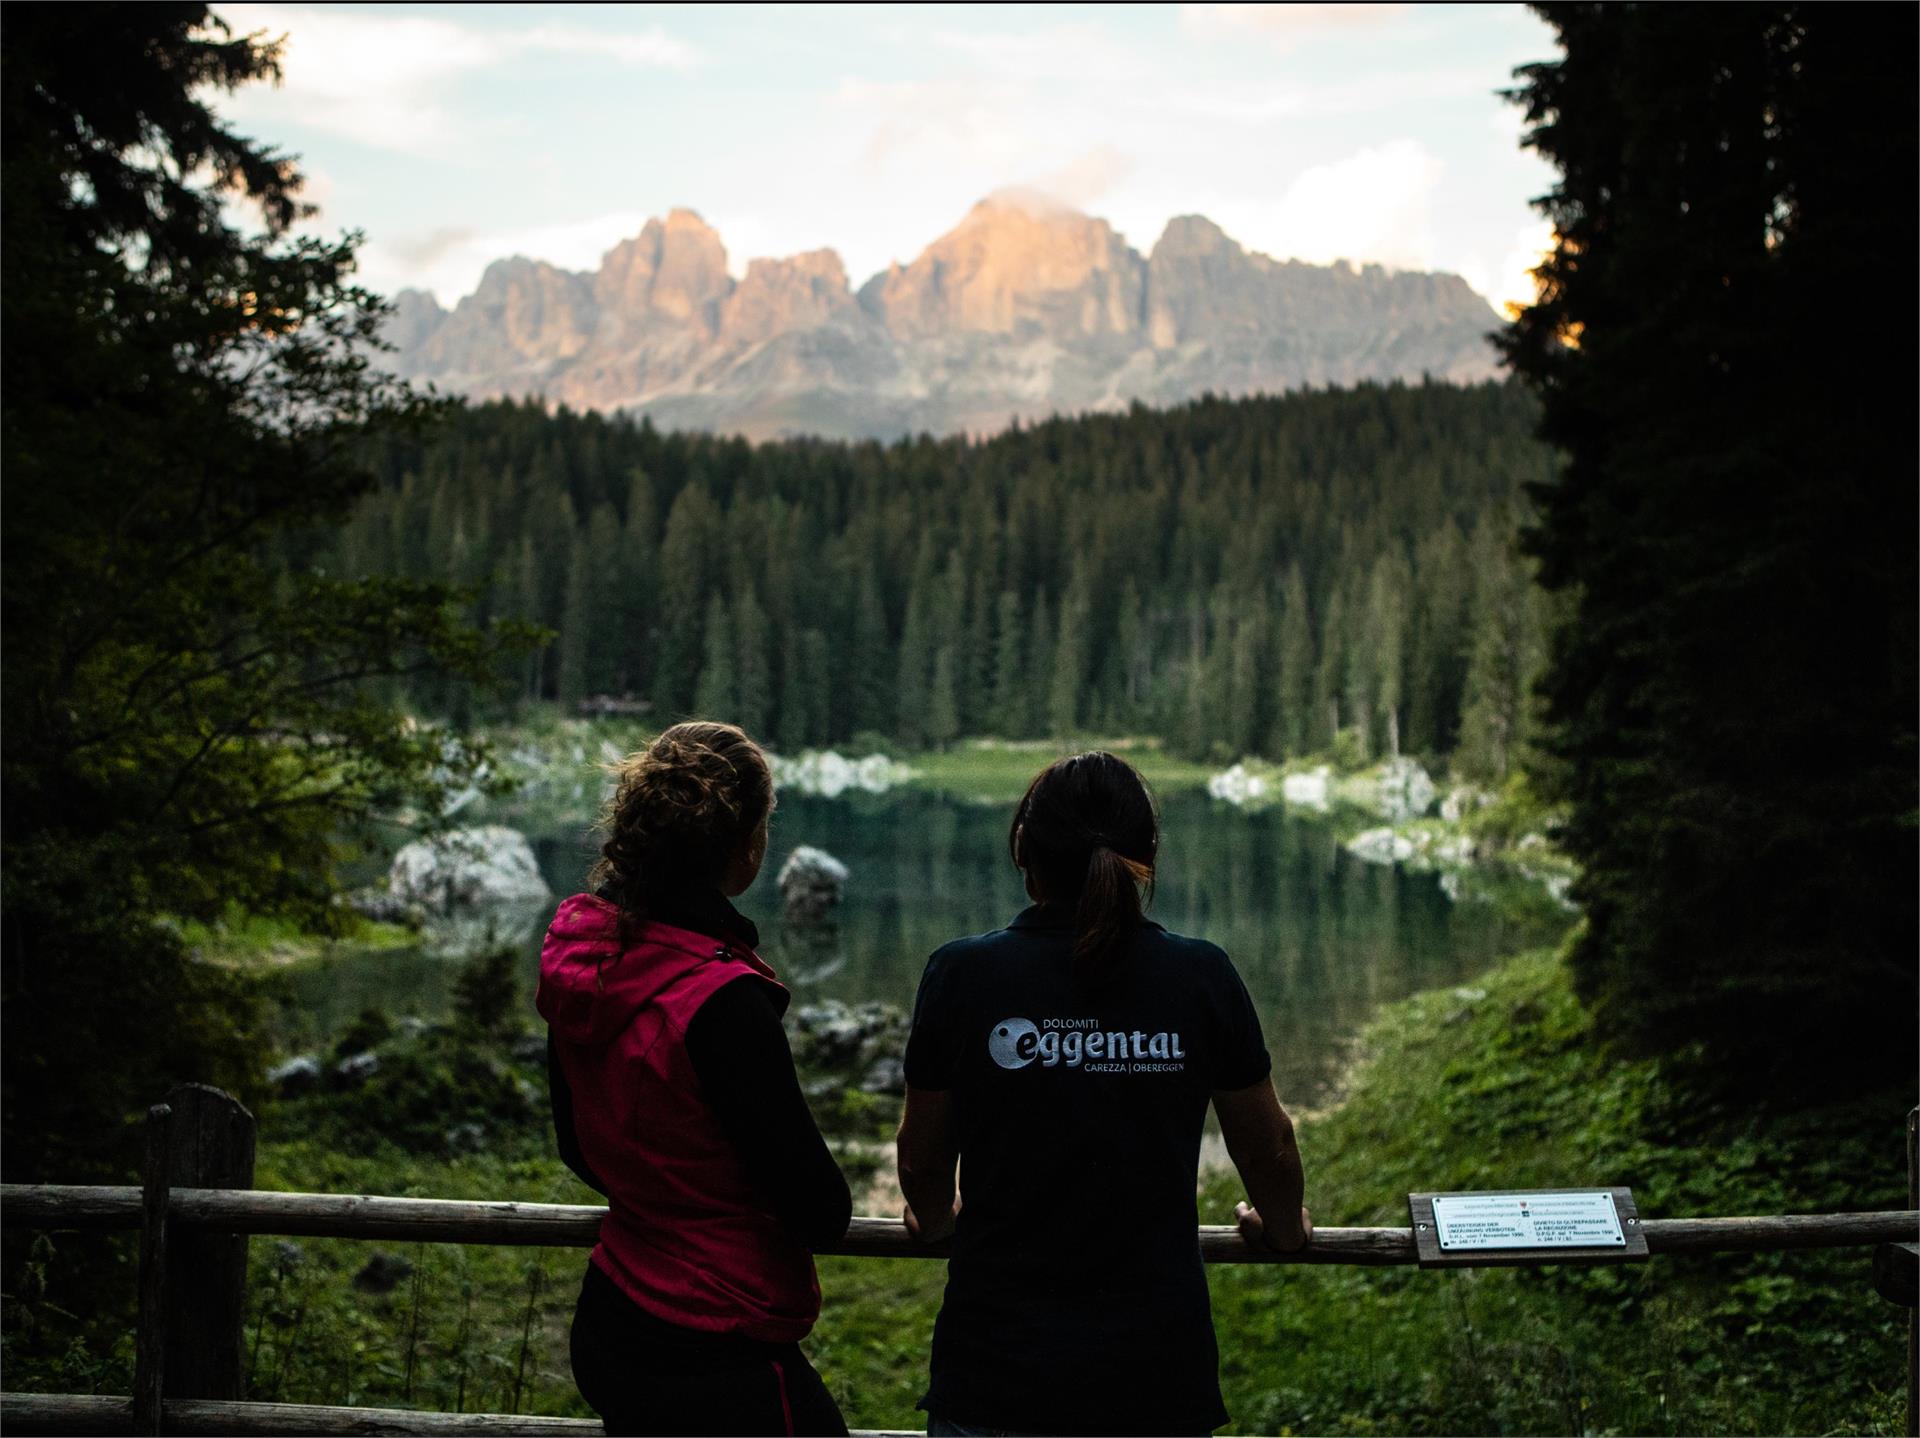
xmin=535 ymin=893 xmax=821 ymax=1342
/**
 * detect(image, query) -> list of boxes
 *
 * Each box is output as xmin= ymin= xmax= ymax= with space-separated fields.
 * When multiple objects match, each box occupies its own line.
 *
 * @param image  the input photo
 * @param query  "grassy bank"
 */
xmin=1199 ymin=951 xmax=1908 ymax=1436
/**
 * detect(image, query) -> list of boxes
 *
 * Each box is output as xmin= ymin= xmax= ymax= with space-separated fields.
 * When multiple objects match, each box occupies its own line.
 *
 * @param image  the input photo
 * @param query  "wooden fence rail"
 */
xmin=4 ymin=1182 xmax=1914 ymax=1265
xmin=1 ymin=1090 xmax=1914 ymax=1437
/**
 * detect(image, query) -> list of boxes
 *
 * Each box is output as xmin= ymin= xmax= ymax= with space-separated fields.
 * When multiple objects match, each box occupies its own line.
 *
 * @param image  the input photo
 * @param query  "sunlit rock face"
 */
xmin=384 ymin=196 xmax=1502 ymax=441
xmin=858 ymin=191 xmax=1146 ymax=342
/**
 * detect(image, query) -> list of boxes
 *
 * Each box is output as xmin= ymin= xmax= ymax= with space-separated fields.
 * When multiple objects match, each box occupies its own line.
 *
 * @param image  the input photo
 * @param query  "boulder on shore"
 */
xmin=388 ymin=826 xmax=553 ymax=913
xmin=778 ymin=845 xmax=849 ymax=923
xmin=1282 ymin=766 xmax=1332 ymax=810
xmin=791 ymin=999 xmax=906 ymax=1072
xmin=1375 ymin=756 xmax=1438 ymax=821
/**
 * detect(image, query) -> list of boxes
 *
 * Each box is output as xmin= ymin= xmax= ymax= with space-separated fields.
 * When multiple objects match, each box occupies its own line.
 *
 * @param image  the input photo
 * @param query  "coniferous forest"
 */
xmin=314 ymin=381 xmax=1558 ymax=777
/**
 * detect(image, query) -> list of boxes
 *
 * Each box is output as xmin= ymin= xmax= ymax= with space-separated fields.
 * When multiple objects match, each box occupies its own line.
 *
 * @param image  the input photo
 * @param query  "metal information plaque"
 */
xmin=1408 ymin=1187 xmax=1649 ymax=1268
xmin=1434 ymin=1191 xmax=1622 ymax=1250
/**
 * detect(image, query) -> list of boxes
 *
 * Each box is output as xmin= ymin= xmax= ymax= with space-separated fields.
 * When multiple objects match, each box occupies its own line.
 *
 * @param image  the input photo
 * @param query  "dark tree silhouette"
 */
xmin=1500 ymin=3 xmax=1919 ymax=1087
xmin=0 ymin=5 xmax=533 ymax=1177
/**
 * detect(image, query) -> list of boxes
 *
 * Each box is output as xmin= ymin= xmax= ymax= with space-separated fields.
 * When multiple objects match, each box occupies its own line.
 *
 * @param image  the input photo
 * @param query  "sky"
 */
xmin=205 ymin=3 xmax=1562 ymax=313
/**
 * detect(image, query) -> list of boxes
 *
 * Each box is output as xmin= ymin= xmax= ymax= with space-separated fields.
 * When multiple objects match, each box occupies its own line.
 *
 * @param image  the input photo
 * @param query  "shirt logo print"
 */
xmin=988 ymin=1017 xmax=1040 ymax=1069
xmin=987 ymin=1016 xmax=1186 ymax=1071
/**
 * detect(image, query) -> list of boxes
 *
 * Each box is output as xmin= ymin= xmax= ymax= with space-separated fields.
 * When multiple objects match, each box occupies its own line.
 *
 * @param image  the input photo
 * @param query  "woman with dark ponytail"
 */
xmin=537 ymin=721 xmax=852 ymax=1436
xmin=896 ymin=751 xmax=1309 ymax=1437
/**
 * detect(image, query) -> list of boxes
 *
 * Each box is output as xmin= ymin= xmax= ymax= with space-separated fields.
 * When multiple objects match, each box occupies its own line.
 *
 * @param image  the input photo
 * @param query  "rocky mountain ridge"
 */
xmin=386 ymin=193 xmax=1503 ymax=441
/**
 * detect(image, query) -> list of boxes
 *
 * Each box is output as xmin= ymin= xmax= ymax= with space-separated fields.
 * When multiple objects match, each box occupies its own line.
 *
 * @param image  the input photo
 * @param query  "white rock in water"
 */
xmin=778 ymin=844 xmax=850 ymax=921
xmin=769 ymin=750 xmax=912 ymax=798
xmin=388 ymin=825 xmax=553 ymax=913
xmin=1281 ymin=766 xmax=1332 ymax=811
xmin=1347 ymin=827 xmax=1417 ymax=865
xmin=1206 ymin=764 xmax=1267 ymax=805
xmin=1375 ymin=756 xmax=1438 ymax=821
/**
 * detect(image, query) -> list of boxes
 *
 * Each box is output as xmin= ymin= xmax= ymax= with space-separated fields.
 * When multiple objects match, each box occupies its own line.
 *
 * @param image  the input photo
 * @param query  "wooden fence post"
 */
xmin=133 ymin=1103 xmax=172 ymax=1436
xmin=160 ymin=1085 xmax=256 ymax=1402
xmin=1907 ymin=1107 xmax=1916 ymax=1438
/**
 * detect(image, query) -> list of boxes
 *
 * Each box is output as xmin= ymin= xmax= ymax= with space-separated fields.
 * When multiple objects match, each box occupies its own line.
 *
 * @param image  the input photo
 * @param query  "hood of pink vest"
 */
xmin=535 ymin=893 xmax=777 ymax=1049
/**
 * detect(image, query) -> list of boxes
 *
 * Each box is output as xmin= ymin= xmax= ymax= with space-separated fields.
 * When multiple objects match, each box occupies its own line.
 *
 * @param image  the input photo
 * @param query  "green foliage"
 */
xmin=451 ymin=951 xmax=522 ymax=1043
xmin=1501 ymin=5 xmax=1919 ymax=1089
xmin=0 ymin=6 xmax=536 ymax=1178
xmin=331 ymin=1008 xmax=395 ymax=1063
xmin=241 ymin=1145 xmax=601 ymax=1418
xmin=1329 ymin=727 xmax=1370 ymax=774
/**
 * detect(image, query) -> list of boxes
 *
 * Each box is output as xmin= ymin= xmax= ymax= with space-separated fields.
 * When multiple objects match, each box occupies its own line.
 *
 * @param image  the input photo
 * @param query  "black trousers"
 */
xmin=569 ymin=1260 xmax=848 ymax=1437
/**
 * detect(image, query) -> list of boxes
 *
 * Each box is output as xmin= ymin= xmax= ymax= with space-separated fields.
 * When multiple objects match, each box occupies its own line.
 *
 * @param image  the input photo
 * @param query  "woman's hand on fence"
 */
xmin=904 ymin=1196 xmax=958 ymax=1244
xmin=1236 ymin=1200 xmax=1312 ymax=1253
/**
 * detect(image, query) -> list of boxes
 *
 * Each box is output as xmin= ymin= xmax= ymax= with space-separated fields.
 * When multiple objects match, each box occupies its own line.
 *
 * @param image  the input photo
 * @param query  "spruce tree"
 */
xmin=895 ymin=581 xmax=932 ymax=748
xmin=1272 ymin=565 xmax=1315 ymax=758
xmin=555 ymin=528 xmax=593 ymax=707
xmin=1048 ymin=570 xmax=1092 ymax=738
xmin=850 ymin=570 xmax=892 ymax=740
xmin=927 ymin=647 xmax=960 ymax=752
xmin=1310 ymin=586 xmax=1348 ymax=751
xmin=692 ymin=594 xmax=735 ymax=720
xmin=655 ymin=485 xmax=720 ymax=715
xmin=1023 ymin=590 xmax=1054 ymax=742
xmin=991 ymin=590 xmax=1028 ymax=737
xmin=734 ymin=584 xmax=773 ymax=740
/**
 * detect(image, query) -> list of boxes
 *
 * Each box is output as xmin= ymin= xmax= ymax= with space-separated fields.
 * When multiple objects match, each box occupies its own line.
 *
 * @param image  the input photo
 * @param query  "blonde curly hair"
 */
xmin=588 ymin=721 xmax=774 ymax=909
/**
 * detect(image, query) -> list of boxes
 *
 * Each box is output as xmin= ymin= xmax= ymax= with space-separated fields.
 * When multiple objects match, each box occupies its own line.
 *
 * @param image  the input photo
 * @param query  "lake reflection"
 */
xmin=285 ymin=790 xmax=1568 ymax=1105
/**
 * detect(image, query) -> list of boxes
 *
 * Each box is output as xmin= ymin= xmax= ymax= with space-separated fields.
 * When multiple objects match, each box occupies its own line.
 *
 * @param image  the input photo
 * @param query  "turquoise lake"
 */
xmin=286 ymin=788 xmax=1573 ymax=1107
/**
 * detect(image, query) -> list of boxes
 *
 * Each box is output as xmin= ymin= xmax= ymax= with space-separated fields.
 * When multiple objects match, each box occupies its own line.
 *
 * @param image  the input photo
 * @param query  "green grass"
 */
xmin=1197 ymin=951 xmax=1908 ymax=1436
xmin=176 ymin=907 xmax=417 ymax=970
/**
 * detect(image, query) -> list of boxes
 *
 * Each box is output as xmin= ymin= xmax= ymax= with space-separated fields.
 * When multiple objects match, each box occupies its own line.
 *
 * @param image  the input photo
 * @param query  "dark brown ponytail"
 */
xmin=1009 ymin=751 xmax=1158 ymax=982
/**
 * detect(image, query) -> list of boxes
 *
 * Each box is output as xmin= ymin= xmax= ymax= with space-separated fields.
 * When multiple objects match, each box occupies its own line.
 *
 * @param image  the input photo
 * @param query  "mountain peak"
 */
xmin=1153 ymin=214 xmax=1236 ymax=258
xmin=970 ymin=187 xmax=1089 ymax=222
xmin=661 ymin=207 xmax=719 ymax=235
xmin=597 ymin=210 xmax=731 ymax=333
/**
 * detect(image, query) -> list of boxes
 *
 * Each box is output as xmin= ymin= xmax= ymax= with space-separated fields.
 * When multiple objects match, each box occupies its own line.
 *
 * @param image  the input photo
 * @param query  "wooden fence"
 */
xmin=1 ymin=1087 xmax=1914 ymax=1437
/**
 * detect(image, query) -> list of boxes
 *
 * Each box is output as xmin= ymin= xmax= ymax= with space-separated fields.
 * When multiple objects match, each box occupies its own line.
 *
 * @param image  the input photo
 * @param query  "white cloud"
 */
xmin=933 ymin=23 xmax=1153 ymax=83
xmin=1224 ymin=140 xmax=1447 ymax=272
xmin=208 ymin=5 xmax=695 ymax=157
xmin=520 ymin=24 xmax=696 ymax=69
xmin=358 ymin=210 xmax=654 ymax=304
xmin=1490 ymin=218 xmax=1555 ymax=315
xmin=1027 ymin=145 xmax=1135 ymax=210
xmin=1181 ymin=4 xmax=1412 ymax=50
xmin=1152 ymin=64 xmax=1505 ymax=125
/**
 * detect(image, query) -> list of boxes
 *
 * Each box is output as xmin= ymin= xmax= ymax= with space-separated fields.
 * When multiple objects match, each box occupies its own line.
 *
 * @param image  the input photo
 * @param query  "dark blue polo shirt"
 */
xmin=903 ymin=902 xmax=1271 ymax=1436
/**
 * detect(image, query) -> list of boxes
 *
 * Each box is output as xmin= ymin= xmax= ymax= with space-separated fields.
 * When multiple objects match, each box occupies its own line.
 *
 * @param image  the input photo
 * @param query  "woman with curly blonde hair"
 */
xmin=538 ymin=721 xmax=851 ymax=1436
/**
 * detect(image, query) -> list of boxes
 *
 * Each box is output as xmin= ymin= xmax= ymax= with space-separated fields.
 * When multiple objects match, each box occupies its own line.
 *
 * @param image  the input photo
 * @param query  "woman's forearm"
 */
xmin=896 ymin=1085 xmax=958 ymax=1241
xmin=1238 ymin=1130 xmax=1306 ymax=1246
xmin=1215 ymin=1078 xmax=1309 ymax=1248
xmin=898 ymin=1147 xmax=957 ymax=1235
